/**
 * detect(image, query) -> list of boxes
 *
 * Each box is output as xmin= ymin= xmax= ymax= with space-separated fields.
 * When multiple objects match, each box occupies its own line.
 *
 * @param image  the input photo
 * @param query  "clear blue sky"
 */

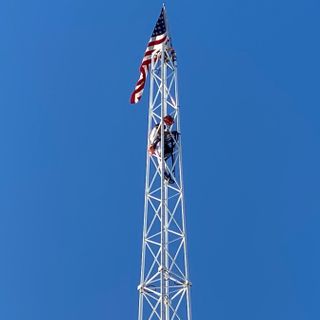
xmin=0 ymin=0 xmax=320 ymax=319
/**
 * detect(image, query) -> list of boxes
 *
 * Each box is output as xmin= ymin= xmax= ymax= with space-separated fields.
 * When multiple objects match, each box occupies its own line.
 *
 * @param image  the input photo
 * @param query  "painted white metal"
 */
xmin=138 ymin=31 xmax=192 ymax=320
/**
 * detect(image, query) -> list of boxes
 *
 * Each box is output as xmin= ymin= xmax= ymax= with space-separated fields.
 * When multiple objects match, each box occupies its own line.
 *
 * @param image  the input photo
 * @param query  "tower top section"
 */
xmin=130 ymin=6 xmax=175 ymax=104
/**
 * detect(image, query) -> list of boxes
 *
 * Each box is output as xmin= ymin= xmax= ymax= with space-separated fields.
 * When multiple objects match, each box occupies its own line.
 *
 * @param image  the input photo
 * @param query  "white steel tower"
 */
xmin=133 ymin=7 xmax=192 ymax=320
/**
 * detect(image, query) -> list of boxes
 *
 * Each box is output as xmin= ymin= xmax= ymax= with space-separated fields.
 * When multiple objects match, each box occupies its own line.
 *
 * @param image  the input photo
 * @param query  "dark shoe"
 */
xmin=164 ymin=172 xmax=174 ymax=184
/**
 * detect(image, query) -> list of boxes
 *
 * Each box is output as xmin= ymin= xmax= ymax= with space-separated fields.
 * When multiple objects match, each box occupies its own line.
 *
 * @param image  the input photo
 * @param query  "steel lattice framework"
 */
xmin=137 ymin=23 xmax=192 ymax=320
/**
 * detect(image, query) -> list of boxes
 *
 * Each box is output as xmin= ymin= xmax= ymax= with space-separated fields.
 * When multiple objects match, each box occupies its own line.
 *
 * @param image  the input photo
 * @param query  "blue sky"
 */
xmin=0 ymin=0 xmax=320 ymax=319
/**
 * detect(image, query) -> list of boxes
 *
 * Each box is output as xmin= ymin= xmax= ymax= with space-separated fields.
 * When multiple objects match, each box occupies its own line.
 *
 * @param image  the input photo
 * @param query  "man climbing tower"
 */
xmin=148 ymin=115 xmax=179 ymax=184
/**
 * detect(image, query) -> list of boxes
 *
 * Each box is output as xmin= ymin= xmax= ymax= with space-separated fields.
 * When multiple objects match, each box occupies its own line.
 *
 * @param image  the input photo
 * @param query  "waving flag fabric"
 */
xmin=130 ymin=8 xmax=167 ymax=104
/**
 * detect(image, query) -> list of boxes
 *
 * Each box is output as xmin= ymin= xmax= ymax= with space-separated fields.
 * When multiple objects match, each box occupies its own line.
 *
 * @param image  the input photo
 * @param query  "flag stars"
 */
xmin=151 ymin=13 xmax=166 ymax=37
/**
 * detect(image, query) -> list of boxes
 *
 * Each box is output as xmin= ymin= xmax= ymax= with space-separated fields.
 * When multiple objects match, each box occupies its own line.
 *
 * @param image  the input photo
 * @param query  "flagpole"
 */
xmin=163 ymin=4 xmax=171 ymax=45
xmin=160 ymin=19 xmax=168 ymax=320
xmin=161 ymin=6 xmax=169 ymax=320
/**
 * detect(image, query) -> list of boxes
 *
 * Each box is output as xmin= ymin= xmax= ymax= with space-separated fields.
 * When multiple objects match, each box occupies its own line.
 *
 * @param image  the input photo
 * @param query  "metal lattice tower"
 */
xmin=137 ymin=8 xmax=192 ymax=320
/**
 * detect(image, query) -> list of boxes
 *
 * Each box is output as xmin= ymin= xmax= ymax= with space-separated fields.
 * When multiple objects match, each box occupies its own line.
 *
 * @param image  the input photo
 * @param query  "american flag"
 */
xmin=130 ymin=8 xmax=168 ymax=104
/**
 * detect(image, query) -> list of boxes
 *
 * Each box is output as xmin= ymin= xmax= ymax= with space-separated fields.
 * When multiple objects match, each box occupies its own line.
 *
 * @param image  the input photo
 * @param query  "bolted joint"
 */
xmin=164 ymin=295 xmax=170 ymax=305
xmin=137 ymin=284 xmax=144 ymax=293
xmin=158 ymin=265 xmax=168 ymax=273
xmin=184 ymin=280 xmax=192 ymax=287
xmin=158 ymin=266 xmax=169 ymax=278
